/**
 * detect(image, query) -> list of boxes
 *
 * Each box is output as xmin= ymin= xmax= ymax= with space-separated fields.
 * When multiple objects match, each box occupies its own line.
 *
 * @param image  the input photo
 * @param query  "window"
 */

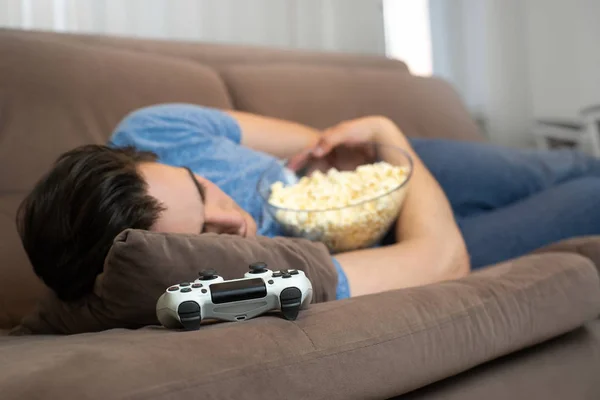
xmin=382 ymin=0 xmax=433 ymax=76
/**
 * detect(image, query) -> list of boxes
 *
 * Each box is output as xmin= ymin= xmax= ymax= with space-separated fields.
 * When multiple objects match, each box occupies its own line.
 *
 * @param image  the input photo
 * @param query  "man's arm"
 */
xmin=335 ymin=117 xmax=470 ymax=297
xmin=225 ymin=110 xmax=320 ymax=159
xmin=226 ymin=110 xmax=469 ymax=296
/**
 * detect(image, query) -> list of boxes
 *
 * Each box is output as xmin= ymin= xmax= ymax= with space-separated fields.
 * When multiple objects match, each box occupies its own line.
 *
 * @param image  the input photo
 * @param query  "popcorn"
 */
xmin=267 ymin=162 xmax=410 ymax=253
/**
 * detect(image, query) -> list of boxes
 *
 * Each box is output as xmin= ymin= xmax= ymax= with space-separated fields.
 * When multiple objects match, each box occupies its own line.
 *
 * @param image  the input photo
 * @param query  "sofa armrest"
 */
xmin=301 ymin=252 xmax=600 ymax=397
xmin=2 ymin=252 xmax=599 ymax=400
xmin=533 ymin=236 xmax=600 ymax=275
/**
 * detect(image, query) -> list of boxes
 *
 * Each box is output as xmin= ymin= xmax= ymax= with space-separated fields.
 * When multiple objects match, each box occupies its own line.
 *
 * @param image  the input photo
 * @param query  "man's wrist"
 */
xmin=373 ymin=117 xmax=407 ymax=147
xmin=306 ymin=128 xmax=321 ymax=148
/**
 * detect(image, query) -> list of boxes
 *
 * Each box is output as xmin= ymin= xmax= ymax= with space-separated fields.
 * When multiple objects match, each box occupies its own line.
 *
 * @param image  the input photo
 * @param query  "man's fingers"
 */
xmin=313 ymin=127 xmax=345 ymax=156
xmin=288 ymin=128 xmax=340 ymax=170
xmin=287 ymin=149 xmax=312 ymax=171
xmin=364 ymin=142 xmax=377 ymax=160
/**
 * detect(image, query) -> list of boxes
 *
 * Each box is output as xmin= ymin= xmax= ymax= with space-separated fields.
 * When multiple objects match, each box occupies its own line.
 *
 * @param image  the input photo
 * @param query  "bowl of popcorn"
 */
xmin=257 ymin=143 xmax=413 ymax=254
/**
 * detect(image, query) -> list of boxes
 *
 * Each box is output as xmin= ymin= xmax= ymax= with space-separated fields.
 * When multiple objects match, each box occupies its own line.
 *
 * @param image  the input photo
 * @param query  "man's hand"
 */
xmin=287 ymin=116 xmax=400 ymax=173
xmin=300 ymin=116 xmax=471 ymax=297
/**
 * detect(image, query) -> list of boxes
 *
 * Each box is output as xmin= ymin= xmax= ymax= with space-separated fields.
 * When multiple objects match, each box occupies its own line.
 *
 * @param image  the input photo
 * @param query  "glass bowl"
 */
xmin=257 ymin=142 xmax=413 ymax=254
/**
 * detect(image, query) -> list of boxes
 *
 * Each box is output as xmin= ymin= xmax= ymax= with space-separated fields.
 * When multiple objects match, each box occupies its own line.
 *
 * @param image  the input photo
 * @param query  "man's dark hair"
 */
xmin=16 ymin=145 xmax=165 ymax=302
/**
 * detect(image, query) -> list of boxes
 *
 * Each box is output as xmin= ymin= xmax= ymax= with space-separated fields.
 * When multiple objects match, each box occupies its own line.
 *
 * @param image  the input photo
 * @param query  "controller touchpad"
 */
xmin=211 ymin=278 xmax=267 ymax=304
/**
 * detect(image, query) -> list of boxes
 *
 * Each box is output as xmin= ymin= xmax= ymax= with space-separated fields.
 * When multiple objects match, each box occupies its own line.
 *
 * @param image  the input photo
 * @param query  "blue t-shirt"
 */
xmin=109 ymin=104 xmax=350 ymax=300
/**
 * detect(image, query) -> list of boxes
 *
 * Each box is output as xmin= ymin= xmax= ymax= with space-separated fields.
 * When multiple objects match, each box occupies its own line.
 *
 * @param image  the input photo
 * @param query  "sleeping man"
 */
xmin=16 ymin=104 xmax=600 ymax=302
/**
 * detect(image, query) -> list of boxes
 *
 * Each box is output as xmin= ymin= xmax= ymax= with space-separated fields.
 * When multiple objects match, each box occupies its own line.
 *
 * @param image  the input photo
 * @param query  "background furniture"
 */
xmin=0 ymin=29 xmax=599 ymax=399
xmin=532 ymin=105 xmax=600 ymax=156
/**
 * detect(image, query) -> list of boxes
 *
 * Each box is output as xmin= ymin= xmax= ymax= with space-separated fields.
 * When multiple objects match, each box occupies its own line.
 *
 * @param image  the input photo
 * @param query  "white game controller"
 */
xmin=156 ymin=262 xmax=313 ymax=331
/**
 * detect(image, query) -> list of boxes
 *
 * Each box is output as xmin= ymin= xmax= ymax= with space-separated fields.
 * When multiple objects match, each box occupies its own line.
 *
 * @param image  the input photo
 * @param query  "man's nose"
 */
xmin=202 ymin=207 xmax=246 ymax=236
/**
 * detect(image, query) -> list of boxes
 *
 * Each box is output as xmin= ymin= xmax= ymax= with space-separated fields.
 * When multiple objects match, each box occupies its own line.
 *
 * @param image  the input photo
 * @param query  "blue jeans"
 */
xmin=410 ymin=138 xmax=600 ymax=269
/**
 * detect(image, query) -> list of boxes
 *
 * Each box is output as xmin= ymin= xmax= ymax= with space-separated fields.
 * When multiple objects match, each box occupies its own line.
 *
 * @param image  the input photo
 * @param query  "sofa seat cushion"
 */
xmin=399 ymin=319 xmax=600 ymax=399
xmin=0 ymin=193 xmax=47 ymax=329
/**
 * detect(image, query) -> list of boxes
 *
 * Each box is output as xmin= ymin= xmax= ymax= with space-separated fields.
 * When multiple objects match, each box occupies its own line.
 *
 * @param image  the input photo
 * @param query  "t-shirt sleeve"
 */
xmin=108 ymin=104 xmax=242 ymax=166
xmin=331 ymin=256 xmax=351 ymax=300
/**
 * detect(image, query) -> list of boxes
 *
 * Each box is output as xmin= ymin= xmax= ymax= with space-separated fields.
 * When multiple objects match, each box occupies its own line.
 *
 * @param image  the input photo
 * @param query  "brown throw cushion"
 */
xmin=12 ymin=229 xmax=338 ymax=335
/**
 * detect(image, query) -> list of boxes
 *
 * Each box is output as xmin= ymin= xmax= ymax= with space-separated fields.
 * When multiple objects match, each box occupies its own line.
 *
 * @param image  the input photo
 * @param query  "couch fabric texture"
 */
xmin=2 ymin=251 xmax=599 ymax=399
xmin=1 ymin=29 xmax=599 ymax=399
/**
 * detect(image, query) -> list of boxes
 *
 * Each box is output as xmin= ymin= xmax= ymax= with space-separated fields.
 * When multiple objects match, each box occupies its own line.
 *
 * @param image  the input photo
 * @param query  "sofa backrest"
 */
xmin=0 ymin=28 xmax=484 ymax=328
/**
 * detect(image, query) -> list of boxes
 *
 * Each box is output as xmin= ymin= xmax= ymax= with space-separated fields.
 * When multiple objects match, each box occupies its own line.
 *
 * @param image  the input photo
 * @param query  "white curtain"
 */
xmin=382 ymin=0 xmax=432 ymax=76
xmin=428 ymin=0 xmax=531 ymax=147
xmin=429 ymin=0 xmax=600 ymax=148
xmin=0 ymin=0 xmax=386 ymax=55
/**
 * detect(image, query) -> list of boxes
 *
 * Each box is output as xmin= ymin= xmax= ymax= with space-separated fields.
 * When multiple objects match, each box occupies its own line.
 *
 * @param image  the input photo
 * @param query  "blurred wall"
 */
xmin=431 ymin=0 xmax=600 ymax=147
xmin=526 ymin=0 xmax=600 ymax=120
xmin=0 ymin=0 xmax=386 ymax=55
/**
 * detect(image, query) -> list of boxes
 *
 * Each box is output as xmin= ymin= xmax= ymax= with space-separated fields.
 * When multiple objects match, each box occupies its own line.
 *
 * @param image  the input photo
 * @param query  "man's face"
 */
xmin=137 ymin=162 xmax=257 ymax=237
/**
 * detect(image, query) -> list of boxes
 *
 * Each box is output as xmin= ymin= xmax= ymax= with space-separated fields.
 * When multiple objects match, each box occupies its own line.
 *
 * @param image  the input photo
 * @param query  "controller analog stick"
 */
xmin=199 ymin=269 xmax=218 ymax=281
xmin=249 ymin=262 xmax=268 ymax=274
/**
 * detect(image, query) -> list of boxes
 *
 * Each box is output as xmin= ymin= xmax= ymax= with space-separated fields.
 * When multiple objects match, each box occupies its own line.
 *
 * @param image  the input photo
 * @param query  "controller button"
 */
xmin=280 ymin=269 xmax=289 ymax=274
xmin=280 ymin=287 xmax=302 ymax=321
xmin=272 ymin=272 xmax=282 ymax=277
xmin=282 ymin=273 xmax=292 ymax=279
xmin=177 ymin=301 xmax=201 ymax=331
xmin=249 ymin=261 xmax=268 ymax=274
xmin=168 ymin=286 xmax=179 ymax=292
xmin=289 ymin=270 xmax=299 ymax=275
xmin=199 ymin=269 xmax=218 ymax=281
xmin=178 ymin=301 xmax=200 ymax=315
xmin=191 ymin=283 xmax=203 ymax=288
xmin=179 ymin=282 xmax=191 ymax=287
xmin=180 ymin=288 xmax=192 ymax=293
xmin=201 ymin=289 xmax=208 ymax=294
xmin=280 ymin=287 xmax=302 ymax=301
xmin=268 ymin=279 xmax=274 ymax=284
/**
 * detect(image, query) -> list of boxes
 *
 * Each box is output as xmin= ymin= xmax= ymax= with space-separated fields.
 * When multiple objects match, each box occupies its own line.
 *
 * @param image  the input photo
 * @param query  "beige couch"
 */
xmin=0 ymin=29 xmax=599 ymax=399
